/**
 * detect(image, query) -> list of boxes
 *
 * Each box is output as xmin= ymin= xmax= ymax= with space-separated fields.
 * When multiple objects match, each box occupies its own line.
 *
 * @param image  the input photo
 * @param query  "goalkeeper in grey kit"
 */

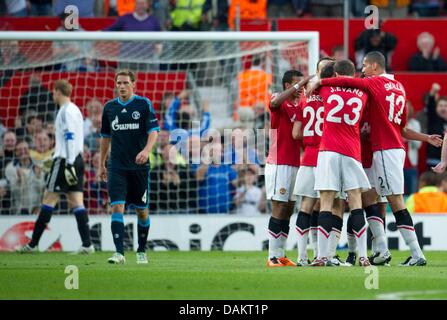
xmin=17 ymin=80 xmax=94 ymax=254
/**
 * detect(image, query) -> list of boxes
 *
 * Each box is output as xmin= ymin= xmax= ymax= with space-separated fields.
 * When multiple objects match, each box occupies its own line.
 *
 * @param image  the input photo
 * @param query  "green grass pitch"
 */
xmin=1 ymin=250 xmax=447 ymax=300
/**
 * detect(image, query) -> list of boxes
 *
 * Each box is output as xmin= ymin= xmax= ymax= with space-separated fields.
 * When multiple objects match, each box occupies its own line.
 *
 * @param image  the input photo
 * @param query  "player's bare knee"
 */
xmin=387 ymin=194 xmax=406 ymax=212
xmin=347 ymin=189 xmax=362 ymax=210
xmin=67 ymin=192 xmax=83 ymax=209
xmin=136 ymin=208 xmax=148 ymax=220
xmin=332 ymin=199 xmax=345 ymax=218
xmin=112 ymin=204 xmax=125 ymax=213
xmin=300 ymin=197 xmax=316 ymax=214
xmin=42 ymin=191 xmax=59 ymax=207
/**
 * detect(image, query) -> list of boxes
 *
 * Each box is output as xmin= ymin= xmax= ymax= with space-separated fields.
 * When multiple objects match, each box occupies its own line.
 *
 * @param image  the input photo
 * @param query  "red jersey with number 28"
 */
xmin=266 ymin=93 xmax=302 ymax=167
xmin=319 ymin=85 xmax=368 ymax=162
xmin=321 ymin=74 xmax=407 ymax=152
xmin=299 ymin=91 xmax=324 ymax=167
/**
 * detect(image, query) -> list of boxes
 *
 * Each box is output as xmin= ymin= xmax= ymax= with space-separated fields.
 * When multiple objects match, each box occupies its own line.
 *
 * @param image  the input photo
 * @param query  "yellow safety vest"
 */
xmin=171 ymin=0 xmax=206 ymax=29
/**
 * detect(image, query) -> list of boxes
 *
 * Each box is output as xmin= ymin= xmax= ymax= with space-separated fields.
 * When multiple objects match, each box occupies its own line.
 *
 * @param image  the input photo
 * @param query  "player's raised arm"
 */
xmin=319 ymin=75 xmax=369 ymax=91
xmin=433 ymin=135 xmax=447 ymax=173
xmin=270 ymin=75 xmax=313 ymax=109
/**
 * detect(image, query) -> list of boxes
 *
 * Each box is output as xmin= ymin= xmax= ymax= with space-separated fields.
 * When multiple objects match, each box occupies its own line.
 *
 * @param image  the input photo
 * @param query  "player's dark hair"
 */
xmin=53 ymin=79 xmax=73 ymax=97
xmin=317 ymin=56 xmax=335 ymax=72
xmin=319 ymin=61 xmax=336 ymax=79
xmin=334 ymin=59 xmax=356 ymax=76
xmin=282 ymin=70 xmax=303 ymax=90
xmin=115 ymin=70 xmax=136 ymax=83
xmin=364 ymin=51 xmax=386 ymax=70
xmin=419 ymin=171 xmax=440 ymax=187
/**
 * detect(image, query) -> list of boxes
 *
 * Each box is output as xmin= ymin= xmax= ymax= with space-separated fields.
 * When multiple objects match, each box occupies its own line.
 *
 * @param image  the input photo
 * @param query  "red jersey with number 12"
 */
xmin=319 ymin=86 xmax=368 ymax=162
xmin=321 ymin=74 xmax=407 ymax=152
xmin=299 ymin=91 xmax=324 ymax=167
xmin=266 ymin=93 xmax=302 ymax=167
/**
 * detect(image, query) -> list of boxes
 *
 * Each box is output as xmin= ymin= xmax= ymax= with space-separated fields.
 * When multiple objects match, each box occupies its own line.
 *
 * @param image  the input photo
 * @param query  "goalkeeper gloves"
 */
xmin=64 ymin=164 xmax=78 ymax=186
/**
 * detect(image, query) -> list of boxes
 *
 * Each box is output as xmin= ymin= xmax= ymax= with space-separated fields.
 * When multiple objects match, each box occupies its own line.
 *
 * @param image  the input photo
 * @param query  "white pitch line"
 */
xmin=376 ymin=290 xmax=447 ymax=300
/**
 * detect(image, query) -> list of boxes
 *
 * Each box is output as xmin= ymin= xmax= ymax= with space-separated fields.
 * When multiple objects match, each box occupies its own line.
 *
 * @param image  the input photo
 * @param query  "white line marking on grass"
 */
xmin=376 ymin=290 xmax=447 ymax=300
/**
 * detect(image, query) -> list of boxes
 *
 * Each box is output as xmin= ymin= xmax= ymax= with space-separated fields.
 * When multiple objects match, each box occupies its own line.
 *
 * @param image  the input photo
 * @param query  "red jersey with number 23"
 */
xmin=319 ymin=85 xmax=368 ymax=162
xmin=266 ymin=93 xmax=302 ymax=167
xmin=321 ymin=74 xmax=407 ymax=152
xmin=299 ymin=91 xmax=324 ymax=167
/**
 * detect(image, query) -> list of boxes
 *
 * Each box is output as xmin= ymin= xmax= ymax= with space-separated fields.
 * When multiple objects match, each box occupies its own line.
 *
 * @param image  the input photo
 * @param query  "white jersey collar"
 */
xmin=379 ymin=73 xmax=395 ymax=80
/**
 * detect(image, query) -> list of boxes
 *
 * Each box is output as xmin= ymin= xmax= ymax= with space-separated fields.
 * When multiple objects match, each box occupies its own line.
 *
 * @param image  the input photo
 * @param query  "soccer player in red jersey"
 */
xmin=265 ymin=70 xmax=310 ymax=267
xmin=292 ymin=58 xmax=348 ymax=266
xmin=311 ymin=51 xmax=442 ymax=266
xmin=311 ymin=59 xmax=371 ymax=267
xmin=345 ymin=107 xmax=389 ymax=266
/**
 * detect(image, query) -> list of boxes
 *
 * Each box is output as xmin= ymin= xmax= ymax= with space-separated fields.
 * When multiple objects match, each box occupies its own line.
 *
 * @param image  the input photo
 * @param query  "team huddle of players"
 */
xmin=265 ymin=51 xmax=442 ymax=267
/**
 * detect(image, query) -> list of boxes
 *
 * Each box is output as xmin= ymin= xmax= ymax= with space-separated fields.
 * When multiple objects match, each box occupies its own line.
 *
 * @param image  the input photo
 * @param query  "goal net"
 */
xmin=0 ymin=31 xmax=318 ymax=220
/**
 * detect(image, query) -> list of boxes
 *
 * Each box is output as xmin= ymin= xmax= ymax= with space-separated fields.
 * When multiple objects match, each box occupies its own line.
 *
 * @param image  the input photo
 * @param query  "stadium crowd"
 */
xmin=1 ymin=1 xmax=447 ymax=27
xmin=1 ymin=0 xmax=447 ymax=216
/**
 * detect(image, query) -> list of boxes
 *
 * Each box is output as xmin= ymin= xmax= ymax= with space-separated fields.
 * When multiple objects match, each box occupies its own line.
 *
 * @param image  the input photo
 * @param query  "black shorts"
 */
xmin=46 ymin=155 xmax=84 ymax=193
xmin=108 ymin=168 xmax=149 ymax=209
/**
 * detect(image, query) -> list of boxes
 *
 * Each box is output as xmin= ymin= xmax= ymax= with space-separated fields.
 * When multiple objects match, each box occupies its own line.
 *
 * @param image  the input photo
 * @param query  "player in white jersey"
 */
xmin=17 ymin=80 xmax=94 ymax=254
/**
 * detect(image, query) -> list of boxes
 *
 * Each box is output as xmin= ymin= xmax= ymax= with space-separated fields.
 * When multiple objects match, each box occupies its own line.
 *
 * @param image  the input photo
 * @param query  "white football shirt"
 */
xmin=53 ymin=101 xmax=84 ymax=164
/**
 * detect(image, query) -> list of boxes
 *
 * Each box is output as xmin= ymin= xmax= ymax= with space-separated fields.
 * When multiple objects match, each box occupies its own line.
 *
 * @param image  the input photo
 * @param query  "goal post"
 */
xmin=0 ymin=31 xmax=319 ymax=217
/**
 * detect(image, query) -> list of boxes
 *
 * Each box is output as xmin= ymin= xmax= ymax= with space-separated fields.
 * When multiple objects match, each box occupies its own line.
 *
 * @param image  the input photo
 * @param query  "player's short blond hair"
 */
xmin=115 ymin=70 xmax=136 ymax=83
xmin=53 ymin=80 xmax=73 ymax=97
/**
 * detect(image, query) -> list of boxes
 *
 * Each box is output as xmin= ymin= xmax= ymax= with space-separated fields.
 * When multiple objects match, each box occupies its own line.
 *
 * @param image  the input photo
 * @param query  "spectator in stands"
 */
xmin=404 ymin=101 xmax=422 ymax=195
xmin=425 ymin=83 xmax=447 ymax=169
xmin=84 ymin=151 xmax=108 ymax=214
xmin=29 ymin=0 xmax=52 ymax=16
xmin=149 ymin=129 xmax=187 ymax=169
xmin=406 ymin=171 xmax=447 ymax=213
xmin=29 ymin=130 xmax=53 ymax=173
xmin=150 ymin=144 xmax=198 ymax=213
xmin=15 ymin=114 xmax=43 ymax=148
xmin=369 ymin=0 xmax=410 ymax=18
xmin=410 ymin=0 xmax=442 ymax=17
xmin=354 ymin=28 xmax=397 ymax=71
xmin=228 ymin=0 xmax=267 ymax=30
xmin=105 ymin=0 xmax=162 ymax=70
xmin=84 ymin=105 xmax=103 ymax=153
xmin=159 ymin=92 xmax=175 ymax=127
xmin=409 ymin=32 xmax=447 ymax=72
xmin=164 ymin=90 xmax=211 ymax=138
xmin=0 ymin=178 xmax=11 ymax=215
xmin=437 ymin=171 xmax=447 ymax=193
xmin=152 ymin=0 xmax=171 ymax=30
xmin=53 ymin=12 xmax=98 ymax=72
xmin=83 ymin=98 xmax=104 ymax=137
xmin=202 ymin=0 xmax=229 ymax=31
xmin=4 ymin=0 xmax=28 ymax=17
xmin=332 ymin=45 xmax=344 ymax=61
xmin=0 ymin=121 xmax=5 ymax=142
xmin=0 ymin=40 xmax=27 ymax=70
xmin=267 ymin=0 xmax=307 ymax=18
xmin=5 ymin=140 xmax=46 ymax=215
xmin=54 ymin=0 xmax=95 ymax=17
xmin=310 ymin=0 xmax=343 ymax=17
xmin=170 ymin=0 xmax=206 ymax=31
xmin=106 ymin=0 xmax=161 ymax=31
xmin=236 ymin=55 xmax=272 ymax=117
xmin=351 ymin=0 xmax=367 ymax=17
xmin=235 ymin=166 xmax=265 ymax=215
xmin=196 ymin=141 xmax=238 ymax=213
xmin=0 ymin=131 xmax=16 ymax=179
xmin=19 ymin=74 xmax=57 ymax=123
